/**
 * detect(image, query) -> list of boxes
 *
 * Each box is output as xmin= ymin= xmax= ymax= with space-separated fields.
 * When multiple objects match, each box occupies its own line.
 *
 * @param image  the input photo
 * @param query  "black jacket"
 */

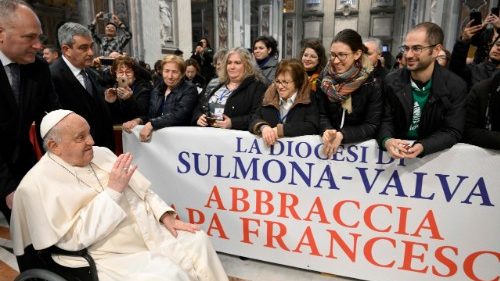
xmin=143 ymin=78 xmax=198 ymax=129
xmin=192 ymin=75 xmax=267 ymax=130
xmin=50 ymin=58 xmax=115 ymax=151
xmin=108 ymin=79 xmax=151 ymax=124
xmin=249 ymin=83 xmax=319 ymax=137
xmin=377 ymin=64 xmax=467 ymax=156
xmin=0 ymin=56 xmax=60 ymax=220
xmin=449 ymin=40 xmax=500 ymax=90
xmin=464 ymin=72 xmax=500 ymax=149
xmin=317 ymin=74 xmax=383 ymax=144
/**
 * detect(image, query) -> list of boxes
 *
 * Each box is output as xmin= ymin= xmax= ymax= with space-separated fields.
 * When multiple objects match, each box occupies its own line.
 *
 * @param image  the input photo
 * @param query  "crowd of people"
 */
xmin=1 ymin=0 xmax=500 ymax=279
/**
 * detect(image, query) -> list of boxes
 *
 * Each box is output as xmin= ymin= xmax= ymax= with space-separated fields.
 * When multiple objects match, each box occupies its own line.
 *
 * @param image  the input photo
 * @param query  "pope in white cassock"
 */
xmin=10 ymin=110 xmax=229 ymax=281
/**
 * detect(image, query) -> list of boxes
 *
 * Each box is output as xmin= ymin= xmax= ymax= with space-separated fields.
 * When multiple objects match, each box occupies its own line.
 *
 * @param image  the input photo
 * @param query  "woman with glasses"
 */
xmin=299 ymin=39 xmax=327 ymax=93
xmin=249 ymin=59 xmax=319 ymax=146
xmin=122 ymin=55 xmax=198 ymax=142
xmin=318 ymin=29 xmax=383 ymax=157
xmin=104 ymin=56 xmax=152 ymax=124
xmin=193 ymin=47 xmax=267 ymax=130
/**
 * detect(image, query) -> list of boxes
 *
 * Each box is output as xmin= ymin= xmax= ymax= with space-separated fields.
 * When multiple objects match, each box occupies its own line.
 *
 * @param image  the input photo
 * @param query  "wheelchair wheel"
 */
xmin=14 ymin=268 xmax=67 ymax=281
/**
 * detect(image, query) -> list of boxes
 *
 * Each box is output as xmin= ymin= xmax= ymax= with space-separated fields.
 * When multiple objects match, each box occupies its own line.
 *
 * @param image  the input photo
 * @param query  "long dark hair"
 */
xmin=331 ymin=29 xmax=368 ymax=54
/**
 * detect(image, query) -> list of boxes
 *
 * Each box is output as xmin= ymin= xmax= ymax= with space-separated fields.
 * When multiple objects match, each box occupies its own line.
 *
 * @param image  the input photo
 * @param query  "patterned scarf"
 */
xmin=307 ymin=70 xmax=321 ymax=92
xmin=320 ymin=54 xmax=373 ymax=113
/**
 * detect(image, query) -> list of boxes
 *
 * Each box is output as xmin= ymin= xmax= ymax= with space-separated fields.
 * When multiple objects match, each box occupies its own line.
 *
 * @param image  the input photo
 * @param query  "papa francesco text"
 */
xmin=185 ymin=185 xmax=499 ymax=281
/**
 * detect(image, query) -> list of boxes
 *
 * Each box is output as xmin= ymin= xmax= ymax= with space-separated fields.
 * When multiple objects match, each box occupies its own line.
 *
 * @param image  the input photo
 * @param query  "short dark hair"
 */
xmin=185 ymin=58 xmax=201 ymax=73
xmin=106 ymin=22 xmax=117 ymax=29
xmin=44 ymin=44 xmax=59 ymax=54
xmin=411 ymin=22 xmax=444 ymax=46
xmin=299 ymin=39 xmax=327 ymax=71
xmin=253 ymin=35 xmax=279 ymax=57
xmin=331 ymin=29 xmax=368 ymax=54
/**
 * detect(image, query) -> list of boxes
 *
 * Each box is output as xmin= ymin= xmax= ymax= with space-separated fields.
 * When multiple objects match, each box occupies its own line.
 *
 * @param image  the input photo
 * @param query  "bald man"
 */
xmin=0 ymin=0 xmax=60 ymax=222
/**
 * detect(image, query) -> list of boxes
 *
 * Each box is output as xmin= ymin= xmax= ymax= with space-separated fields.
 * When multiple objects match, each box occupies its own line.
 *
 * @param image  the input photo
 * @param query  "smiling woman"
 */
xmin=122 ymin=55 xmax=198 ymax=142
xmin=317 ymin=29 xmax=383 ymax=158
xmin=192 ymin=47 xmax=267 ymax=130
xmin=249 ymin=59 xmax=319 ymax=146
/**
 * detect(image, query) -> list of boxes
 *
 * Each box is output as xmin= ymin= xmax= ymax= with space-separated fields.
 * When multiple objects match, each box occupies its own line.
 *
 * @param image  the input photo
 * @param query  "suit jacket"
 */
xmin=0 ymin=56 xmax=60 ymax=214
xmin=50 ymin=58 xmax=115 ymax=151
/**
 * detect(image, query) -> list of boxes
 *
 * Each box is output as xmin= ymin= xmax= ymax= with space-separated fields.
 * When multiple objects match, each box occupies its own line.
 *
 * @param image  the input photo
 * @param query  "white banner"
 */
xmin=123 ymin=127 xmax=500 ymax=281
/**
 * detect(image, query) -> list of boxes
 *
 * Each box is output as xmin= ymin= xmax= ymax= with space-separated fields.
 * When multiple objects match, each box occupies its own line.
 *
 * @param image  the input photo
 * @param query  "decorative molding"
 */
xmin=284 ymin=18 xmax=295 ymax=57
xmin=159 ymin=0 xmax=175 ymax=49
xmin=259 ymin=4 xmax=272 ymax=36
xmin=370 ymin=15 xmax=394 ymax=38
xmin=217 ymin=0 xmax=228 ymax=49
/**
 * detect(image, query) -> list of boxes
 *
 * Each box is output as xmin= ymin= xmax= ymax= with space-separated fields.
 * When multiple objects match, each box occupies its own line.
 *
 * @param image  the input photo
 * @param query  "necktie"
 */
xmin=8 ymin=63 xmax=21 ymax=104
xmin=80 ymin=70 xmax=94 ymax=96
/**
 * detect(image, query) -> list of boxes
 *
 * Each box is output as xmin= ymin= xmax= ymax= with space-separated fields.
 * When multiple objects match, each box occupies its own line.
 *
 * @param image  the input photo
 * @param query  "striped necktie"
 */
xmin=80 ymin=70 xmax=94 ymax=96
xmin=8 ymin=63 xmax=21 ymax=104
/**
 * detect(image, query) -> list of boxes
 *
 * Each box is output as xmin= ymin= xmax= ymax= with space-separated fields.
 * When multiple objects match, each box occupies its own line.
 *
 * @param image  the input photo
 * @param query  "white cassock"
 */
xmin=10 ymin=146 xmax=228 ymax=281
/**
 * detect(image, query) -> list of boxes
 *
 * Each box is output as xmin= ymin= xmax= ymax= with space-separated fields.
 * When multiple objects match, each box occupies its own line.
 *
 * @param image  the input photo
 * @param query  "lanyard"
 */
xmin=216 ymin=87 xmax=232 ymax=104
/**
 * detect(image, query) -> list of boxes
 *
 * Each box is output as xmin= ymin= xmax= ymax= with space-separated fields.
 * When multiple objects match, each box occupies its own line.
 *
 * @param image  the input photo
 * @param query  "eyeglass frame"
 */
xmin=399 ymin=44 xmax=438 ymax=55
xmin=329 ymin=52 xmax=353 ymax=62
xmin=274 ymin=79 xmax=293 ymax=88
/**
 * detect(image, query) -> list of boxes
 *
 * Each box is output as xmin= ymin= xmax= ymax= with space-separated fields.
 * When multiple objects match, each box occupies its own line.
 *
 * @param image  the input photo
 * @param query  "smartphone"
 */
xmin=470 ymin=11 xmax=482 ymax=26
xmin=382 ymin=45 xmax=388 ymax=52
xmin=492 ymin=7 xmax=499 ymax=16
xmin=206 ymin=116 xmax=217 ymax=126
xmin=100 ymin=57 xmax=114 ymax=66
xmin=117 ymin=77 xmax=129 ymax=88
xmin=101 ymin=12 xmax=112 ymax=21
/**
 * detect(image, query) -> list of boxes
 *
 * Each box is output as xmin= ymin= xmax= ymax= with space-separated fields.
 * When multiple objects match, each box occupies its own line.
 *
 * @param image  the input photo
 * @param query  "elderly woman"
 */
xmin=253 ymin=35 xmax=279 ymax=84
xmin=104 ymin=56 xmax=152 ymax=124
xmin=123 ymin=55 xmax=198 ymax=142
xmin=299 ymin=39 xmax=327 ymax=93
xmin=250 ymin=59 xmax=319 ymax=146
xmin=193 ymin=47 xmax=267 ymax=130
xmin=318 ymin=29 xmax=383 ymax=157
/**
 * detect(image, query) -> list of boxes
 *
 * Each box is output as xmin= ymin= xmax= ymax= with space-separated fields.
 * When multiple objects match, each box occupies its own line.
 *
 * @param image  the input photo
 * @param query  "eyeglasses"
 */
xmin=330 ymin=52 xmax=352 ymax=61
xmin=399 ymin=44 xmax=437 ymax=54
xmin=116 ymin=70 xmax=133 ymax=76
xmin=274 ymin=79 xmax=292 ymax=87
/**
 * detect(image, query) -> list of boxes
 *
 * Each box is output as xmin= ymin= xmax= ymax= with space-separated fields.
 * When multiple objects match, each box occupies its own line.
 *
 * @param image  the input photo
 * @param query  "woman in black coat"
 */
xmin=250 ymin=59 xmax=319 ymax=146
xmin=104 ymin=56 xmax=152 ymax=124
xmin=123 ymin=55 xmax=198 ymax=142
xmin=317 ymin=29 xmax=383 ymax=157
xmin=193 ymin=47 xmax=267 ymax=130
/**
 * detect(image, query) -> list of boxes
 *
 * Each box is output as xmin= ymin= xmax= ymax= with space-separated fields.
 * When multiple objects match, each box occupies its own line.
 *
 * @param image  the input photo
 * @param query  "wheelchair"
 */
xmin=14 ymin=244 xmax=98 ymax=281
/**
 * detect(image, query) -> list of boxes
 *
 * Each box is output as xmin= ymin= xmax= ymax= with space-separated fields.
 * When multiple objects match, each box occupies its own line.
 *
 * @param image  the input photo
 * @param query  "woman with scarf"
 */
xmin=253 ymin=35 xmax=279 ymax=84
xmin=317 ymin=29 xmax=383 ymax=158
xmin=299 ymin=39 xmax=327 ymax=93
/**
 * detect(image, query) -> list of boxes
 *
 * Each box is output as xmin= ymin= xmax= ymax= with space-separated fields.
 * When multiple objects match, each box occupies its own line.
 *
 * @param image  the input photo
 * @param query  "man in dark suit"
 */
xmin=51 ymin=22 xmax=115 ymax=151
xmin=0 ymin=0 xmax=60 ymax=222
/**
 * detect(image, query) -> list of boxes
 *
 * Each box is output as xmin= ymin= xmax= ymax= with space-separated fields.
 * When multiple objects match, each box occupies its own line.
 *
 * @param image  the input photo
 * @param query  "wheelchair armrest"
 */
xmin=42 ymin=246 xmax=98 ymax=281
